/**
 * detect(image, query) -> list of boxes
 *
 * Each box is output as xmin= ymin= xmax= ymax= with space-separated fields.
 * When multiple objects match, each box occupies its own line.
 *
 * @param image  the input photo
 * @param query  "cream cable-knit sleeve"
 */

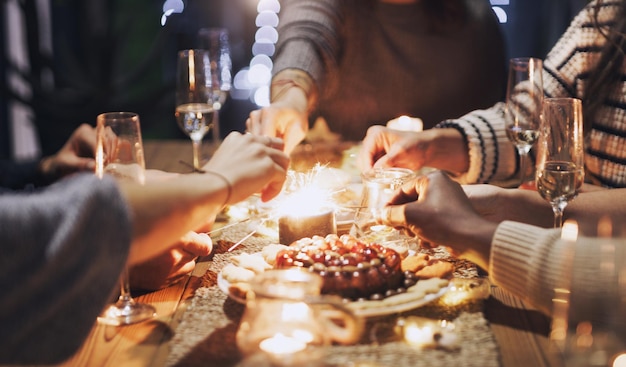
xmin=490 ymin=220 xmax=626 ymax=328
xmin=490 ymin=221 xmax=563 ymax=315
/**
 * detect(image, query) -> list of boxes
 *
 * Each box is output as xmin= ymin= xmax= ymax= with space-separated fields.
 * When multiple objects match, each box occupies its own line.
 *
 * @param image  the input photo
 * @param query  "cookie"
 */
xmin=261 ymin=243 xmax=289 ymax=265
xmin=401 ymin=253 xmax=430 ymax=272
xmin=415 ymin=260 xmax=455 ymax=280
xmin=231 ymin=252 xmax=272 ymax=274
xmin=221 ymin=263 xmax=255 ymax=283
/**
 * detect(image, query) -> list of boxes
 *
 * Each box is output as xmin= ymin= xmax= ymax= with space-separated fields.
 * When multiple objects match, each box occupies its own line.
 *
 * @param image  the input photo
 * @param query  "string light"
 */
xmin=231 ymin=0 xmax=280 ymax=105
xmin=161 ymin=0 xmax=184 ymax=26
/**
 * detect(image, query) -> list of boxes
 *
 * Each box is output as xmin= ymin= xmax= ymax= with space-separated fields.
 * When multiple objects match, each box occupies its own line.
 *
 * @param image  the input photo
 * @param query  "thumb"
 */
xmin=379 ymin=204 xmax=407 ymax=229
xmin=372 ymin=154 xmax=392 ymax=169
xmin=179 ymin=231 xmax=213 ymax=256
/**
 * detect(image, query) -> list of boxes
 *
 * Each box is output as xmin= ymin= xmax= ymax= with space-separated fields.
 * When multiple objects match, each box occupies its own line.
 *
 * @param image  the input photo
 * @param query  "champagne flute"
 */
xmin=95 ymin=112 xmax=156 ymax=325
xmin=536 ymin=98 xmax=584 ymax=228
xmin=505 ymin=57 xmax=544 ymax=187
xmin=198 ymin=27 xmax=232 ymax=144
xmin=175 ymin=49 xmax=216 ymax=171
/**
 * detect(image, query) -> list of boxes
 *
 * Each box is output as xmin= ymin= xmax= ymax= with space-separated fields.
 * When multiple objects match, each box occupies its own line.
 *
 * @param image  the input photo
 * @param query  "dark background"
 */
xmin=0 ymin=0 xmax=587 ymax=160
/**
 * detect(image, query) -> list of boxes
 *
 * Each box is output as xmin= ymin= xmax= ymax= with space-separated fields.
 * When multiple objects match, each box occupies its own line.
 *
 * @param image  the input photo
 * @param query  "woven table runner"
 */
xmin=165 ymin=224 xmax=501 ymax=367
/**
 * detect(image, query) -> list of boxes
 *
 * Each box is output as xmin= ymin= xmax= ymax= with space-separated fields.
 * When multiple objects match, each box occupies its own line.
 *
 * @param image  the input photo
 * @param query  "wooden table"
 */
xmin=57 ymin=139 xmax=556 ymax=367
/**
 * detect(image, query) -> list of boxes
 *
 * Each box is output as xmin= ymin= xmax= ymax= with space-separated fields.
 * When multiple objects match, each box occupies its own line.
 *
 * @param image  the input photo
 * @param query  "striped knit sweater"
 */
xmin=438 ymin=0 xmax=626 ymax=188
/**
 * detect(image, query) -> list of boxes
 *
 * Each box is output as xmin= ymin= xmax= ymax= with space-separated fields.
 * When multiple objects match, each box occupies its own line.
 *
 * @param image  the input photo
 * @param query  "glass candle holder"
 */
xmin=278 ymin=209 xmax=337 ymax=245
xmin=236 ymin=269 xmax=362 ymax=367
xmin=351 ymin=168 xmax=416 ymax=240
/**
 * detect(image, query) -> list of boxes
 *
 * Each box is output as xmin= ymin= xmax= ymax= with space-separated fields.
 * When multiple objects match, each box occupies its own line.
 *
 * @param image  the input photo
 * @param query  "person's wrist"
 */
xmin=37 ymin=156 xmax=57 ymax=182
xmin=425 ymin=128 xmax=469 ymax=174
xmin=271 ymin=69 xmax=317 ymax=113
xmin=203 ymin=171 xmax=233 ymax=207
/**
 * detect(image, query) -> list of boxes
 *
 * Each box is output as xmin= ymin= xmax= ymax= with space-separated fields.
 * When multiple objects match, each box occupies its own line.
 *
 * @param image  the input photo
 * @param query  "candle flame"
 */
xmin=188 ymin=50 xmax=196 ymax=91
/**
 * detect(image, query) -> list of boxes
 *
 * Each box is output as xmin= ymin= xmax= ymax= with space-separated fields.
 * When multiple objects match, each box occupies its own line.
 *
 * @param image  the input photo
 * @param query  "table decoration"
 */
xmin=277 ymin=207 xmax=336 ymax=246
xmin=235 ymin=269 xmax=360 ymax=366
xmin=165 ymin=221 xmax=499 ymax=367
xmin=395 ymin=316 xmax=458 ymax=350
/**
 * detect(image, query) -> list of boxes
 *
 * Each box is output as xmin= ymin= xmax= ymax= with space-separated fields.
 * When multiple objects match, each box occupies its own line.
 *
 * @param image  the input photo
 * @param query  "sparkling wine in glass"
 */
xmin=198 ymin=27 xmax=232 ymax=144
xmin=505 ymin=57 xmax=544 ymax=187
xmin=536 ymin=98 xmax=584 ymax=228
xmin=176 ymin=49 xmax=216 ymax=171
xmin=95 ymin=112 xmax=156 ymax=325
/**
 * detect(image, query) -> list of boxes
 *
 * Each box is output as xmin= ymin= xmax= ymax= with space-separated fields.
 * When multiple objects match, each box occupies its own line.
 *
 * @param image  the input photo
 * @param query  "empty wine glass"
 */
xmin=198 ymin=27 xmax=232 ymax=144
xmin=175 ymin=49 xmax=216 ymax=171
xmin=95 ymin=112 xmax=156 ymax=325
xmin=505 ymin=57 xmax=544 ymax=187
xmin=536 ymin=98 xmax=584 ymax=228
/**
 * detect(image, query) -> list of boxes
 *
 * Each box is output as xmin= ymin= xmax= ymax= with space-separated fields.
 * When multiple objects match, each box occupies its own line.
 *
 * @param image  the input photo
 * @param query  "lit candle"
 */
xmin=259 ymin=333 xmax=307 ymax=355
xmin=439 ymin=278 xmax=490 ymax=307
xmin=404 ymin=323 xmax=436 ymax=348
xmin=278 ymin=210 xmax=337 ymax=245
xmin=397 ymin=317 xmax=458 ymax=350
xmin=387 ymin=115 xmax=423 ymax=132
xmin=188 ymin=50 xmax=195 ymax=91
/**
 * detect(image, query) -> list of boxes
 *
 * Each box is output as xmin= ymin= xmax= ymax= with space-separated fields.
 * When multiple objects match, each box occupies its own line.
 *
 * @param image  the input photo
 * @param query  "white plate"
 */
xmin=217 ymin=270 xmax=449 ymax=318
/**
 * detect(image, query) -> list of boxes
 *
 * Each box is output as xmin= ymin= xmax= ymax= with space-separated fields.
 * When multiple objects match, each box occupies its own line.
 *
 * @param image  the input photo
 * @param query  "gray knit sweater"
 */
xmin=273 ymin=0 xmax=506 ymax=140
xmin=440 ymin=0 xmax=626 ymax=187
xmin=0 ymin=174 xmax=132 ymax=364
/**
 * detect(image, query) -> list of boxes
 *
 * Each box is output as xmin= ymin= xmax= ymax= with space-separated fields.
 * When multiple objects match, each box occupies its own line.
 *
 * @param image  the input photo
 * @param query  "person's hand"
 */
xmin=39 ymin=123 xmax=97 ymax=181
xmin=358 ymin=125 xmax=469 ymax=175
xmin=202 ymin=131 xmax=290 ymax=202
xmin=358 ymin=125 xmax=425 ymax=170
xmin=129 ymin=231 xmax=212 ymax=291
xmin=246 ymin=103 xmax=308 ymax=154
xmin=378 ymin=170 xmax=496 ymax=269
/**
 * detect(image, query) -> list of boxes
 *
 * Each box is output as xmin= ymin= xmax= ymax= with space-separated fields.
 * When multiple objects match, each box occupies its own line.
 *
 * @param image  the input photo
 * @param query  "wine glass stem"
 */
xmin=518 ymin=150 xmax=528 ymax=186
xmin=117 ymin=267 xmax=133 ymax=305
xmin=192 ymin=138 xmax=202 ymax=171
xmin=553 ymin=207 xmax=564 ymax=228
xmin=212 ymin=108 xmax=221 ymax=145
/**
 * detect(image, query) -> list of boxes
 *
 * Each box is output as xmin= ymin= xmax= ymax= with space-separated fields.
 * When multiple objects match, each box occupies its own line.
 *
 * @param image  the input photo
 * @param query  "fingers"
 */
xmin=178 ymin=231 xmax=213 ymax=257
xmin=74 ymin=123 xmax=97 ymax=157
xmin=246 ymin=110 xmax=264 ymax=135
xmin=378 ymin=204 xmax=407 ymax=229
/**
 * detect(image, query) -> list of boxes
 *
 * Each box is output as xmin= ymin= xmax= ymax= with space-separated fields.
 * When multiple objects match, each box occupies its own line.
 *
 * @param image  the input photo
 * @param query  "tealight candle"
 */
xmin=397 ymin=317 xmax=458 ymax=350
xmin=279 ymin=210 xmax=337 ymax=245
xmin=387 ymin=115 xmax=423 ymax=132
xmin=259 ymin=333 xmax=307 ymax=355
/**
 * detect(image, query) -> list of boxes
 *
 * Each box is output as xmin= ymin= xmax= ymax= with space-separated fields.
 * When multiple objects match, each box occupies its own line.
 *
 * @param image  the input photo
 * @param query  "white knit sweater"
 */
xmin=439 ymin=0 xmax=626 ymax=188
xmin=491 ymin=221 xmax=626 ymax=330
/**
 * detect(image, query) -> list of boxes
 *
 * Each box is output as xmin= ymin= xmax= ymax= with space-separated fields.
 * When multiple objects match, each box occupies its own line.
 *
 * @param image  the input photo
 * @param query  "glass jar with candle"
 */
xmin=236 ymin=269 xmax=362 ymax=367
xmin=351 ymin=168 xmax=416 ymax=241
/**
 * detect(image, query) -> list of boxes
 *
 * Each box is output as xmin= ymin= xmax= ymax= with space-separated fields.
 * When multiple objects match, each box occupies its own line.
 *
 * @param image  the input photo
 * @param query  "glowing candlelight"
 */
xmin=440 ymin=278 xmax=490 ymax=306
xmin=397 ymin=317 xmax=458 ymax=350
xmin=404 ymin=323 xmax=436 ymax=348
xmin=279 ymin=210 xmax=336 ymax=245
xmin=387 ymin=115 xmax=423 ymax=132
xmin=259 ymin=332 xmax=308 ymax=355
xmin=274 ymin=165 xmax=338 ymax=244
xmin=188 ymin=50 xmax=195 ymax=91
